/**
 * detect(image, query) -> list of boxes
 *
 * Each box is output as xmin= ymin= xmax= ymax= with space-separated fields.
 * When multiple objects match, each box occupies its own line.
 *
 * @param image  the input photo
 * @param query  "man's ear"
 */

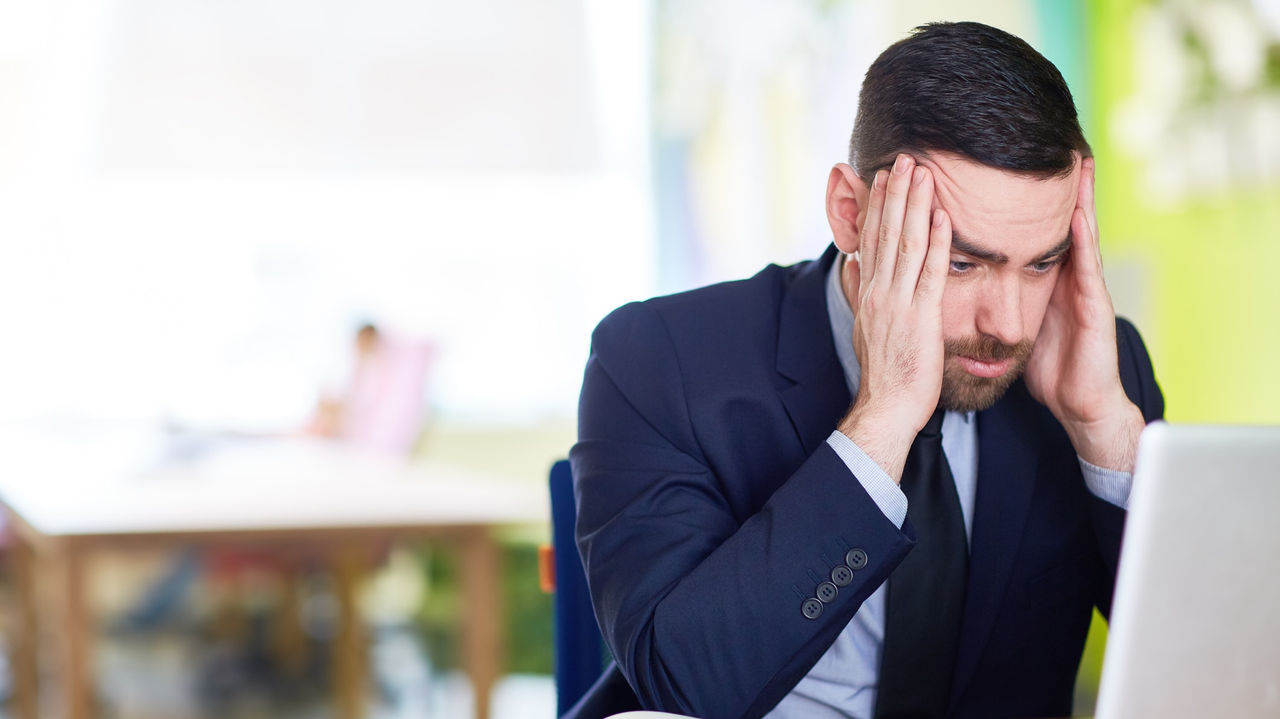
xmin=825 ymin=163 xmax=869 ymax=255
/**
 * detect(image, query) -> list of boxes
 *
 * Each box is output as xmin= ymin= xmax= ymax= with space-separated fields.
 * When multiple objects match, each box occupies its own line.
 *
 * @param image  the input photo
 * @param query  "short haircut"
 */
xmin=849 ymin=21 xmax=1091 ymax=180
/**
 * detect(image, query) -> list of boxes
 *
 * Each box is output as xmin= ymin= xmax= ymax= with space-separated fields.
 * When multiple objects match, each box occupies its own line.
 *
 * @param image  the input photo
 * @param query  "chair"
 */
xmin=544 ymin=460 xmax=605 ymax=715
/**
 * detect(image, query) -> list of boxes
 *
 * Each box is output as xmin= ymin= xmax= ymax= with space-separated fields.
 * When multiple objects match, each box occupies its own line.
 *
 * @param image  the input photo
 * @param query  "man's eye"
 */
xmin=1030 ymin=258 xmax=1063 ymax=274
xmin=949 ymin=260 xmax=975 ymax=274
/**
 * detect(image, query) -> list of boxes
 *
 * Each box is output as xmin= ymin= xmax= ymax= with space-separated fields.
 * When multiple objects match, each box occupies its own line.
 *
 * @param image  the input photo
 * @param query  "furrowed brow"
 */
xmin=950 ymin=231 xmax=1009 ymax=264
xmin=1031 ymin=233 xmax=1073 ymax=264
xmin=950 ymin=229 xmax=1074 ymax=266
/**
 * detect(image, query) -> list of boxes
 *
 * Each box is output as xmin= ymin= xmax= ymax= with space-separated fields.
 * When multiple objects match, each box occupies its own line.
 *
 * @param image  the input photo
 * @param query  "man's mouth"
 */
xmin=954 ymin=355 xmax=1014 ymax=379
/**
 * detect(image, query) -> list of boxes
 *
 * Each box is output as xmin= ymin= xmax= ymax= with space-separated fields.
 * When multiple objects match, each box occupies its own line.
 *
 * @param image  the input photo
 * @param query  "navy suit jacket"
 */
xmin=569 ymin=245 xmax=1164 ymax=719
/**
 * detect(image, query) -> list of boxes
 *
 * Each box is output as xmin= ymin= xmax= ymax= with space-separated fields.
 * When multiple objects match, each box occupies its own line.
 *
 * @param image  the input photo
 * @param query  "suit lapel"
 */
xmin=776 ymin=245 xmax=850 ymax=456
xmin=949 ymin=382 xmax=1044 ymax=704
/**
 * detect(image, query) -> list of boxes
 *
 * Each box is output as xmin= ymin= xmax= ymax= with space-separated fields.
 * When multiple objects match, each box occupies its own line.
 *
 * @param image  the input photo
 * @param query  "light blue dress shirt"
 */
xmin=765 ymin=254 xmax=1132 ymax=719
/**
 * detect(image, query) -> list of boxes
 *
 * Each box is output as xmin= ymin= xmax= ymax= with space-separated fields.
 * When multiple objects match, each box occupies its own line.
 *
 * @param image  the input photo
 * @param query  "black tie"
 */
xmin=874 ymin=408 xmax=969 ymax=719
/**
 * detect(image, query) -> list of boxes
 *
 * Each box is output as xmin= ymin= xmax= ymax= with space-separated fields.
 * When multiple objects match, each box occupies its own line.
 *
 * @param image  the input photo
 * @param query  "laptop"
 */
xmin=1095 ymin=422 xmax=1280 ymax=718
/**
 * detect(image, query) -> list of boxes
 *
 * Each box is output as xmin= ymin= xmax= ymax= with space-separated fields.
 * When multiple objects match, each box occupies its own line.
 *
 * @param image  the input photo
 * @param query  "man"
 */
xmin=570 ymin=21 xmax=1162 ymax=719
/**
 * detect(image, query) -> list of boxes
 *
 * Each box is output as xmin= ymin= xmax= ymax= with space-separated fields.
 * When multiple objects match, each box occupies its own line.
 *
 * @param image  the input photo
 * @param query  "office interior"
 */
xmin=0 ymin=0 xmax=1276 ymax=717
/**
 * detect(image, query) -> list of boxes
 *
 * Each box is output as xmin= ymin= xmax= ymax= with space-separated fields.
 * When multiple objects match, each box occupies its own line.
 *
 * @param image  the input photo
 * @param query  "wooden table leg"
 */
xmin=10 ymin=536 xmax=39 ymax=719
xmin=332 ymin=547 xmax=369 ymax=719
xmin=459 ymin=527 xmax=502 ymax=719
xmin=54 ymin=541 xmax=92 ymax=719
xmin=271 ymin=558 xmax=307 ymax=680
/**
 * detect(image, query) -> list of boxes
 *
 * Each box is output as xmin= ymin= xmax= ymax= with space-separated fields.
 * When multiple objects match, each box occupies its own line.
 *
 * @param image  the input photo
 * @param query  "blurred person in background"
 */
xmin=308 ymin=322 xmax=382 ymax=438
xmin=309 ymin=322 xmax=435 ymax=454
xmin=570 ymin=22 xmax=1162 ymax=719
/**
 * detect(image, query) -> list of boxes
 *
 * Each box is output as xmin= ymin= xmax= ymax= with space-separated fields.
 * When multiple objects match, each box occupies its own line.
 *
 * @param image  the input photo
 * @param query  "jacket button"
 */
xmin=831 ymin=565 xmax=854 ymax=587
xmin=845 ymin=548 xmax=868 ymax=570
xmin=801 ymin=598 xmax=824 ymax=620
xmin=816 ymin=581 xmax=838 ymax=603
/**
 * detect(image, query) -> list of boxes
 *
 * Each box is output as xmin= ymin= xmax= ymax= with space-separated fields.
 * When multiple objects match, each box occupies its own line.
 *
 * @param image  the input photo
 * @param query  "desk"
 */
xmin=0 ymin=426 xmax=549 ymax=719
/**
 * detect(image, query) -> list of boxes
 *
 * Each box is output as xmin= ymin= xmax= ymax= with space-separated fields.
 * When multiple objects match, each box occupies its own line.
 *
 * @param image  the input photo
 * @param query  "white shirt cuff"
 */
xmin=826 ymin=431 xmax=908 ymax=528
xmin=1078 ymin=456 xmax=1133 ymax=510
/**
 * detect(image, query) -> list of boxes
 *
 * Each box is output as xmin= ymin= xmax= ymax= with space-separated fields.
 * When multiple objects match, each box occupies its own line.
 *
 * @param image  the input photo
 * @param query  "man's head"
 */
xmin=849 ymin=21 xmax=1090 ymax=182
xmin=355 ymin=322 xmax=380 ymax=357
xmin=826 ymin=22 xmax=1090 ymax=412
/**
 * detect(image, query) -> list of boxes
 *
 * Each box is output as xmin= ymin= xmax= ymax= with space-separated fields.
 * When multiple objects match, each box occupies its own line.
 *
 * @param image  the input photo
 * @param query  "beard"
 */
xmin=939 ymin=334 xmax=1034 ymax=413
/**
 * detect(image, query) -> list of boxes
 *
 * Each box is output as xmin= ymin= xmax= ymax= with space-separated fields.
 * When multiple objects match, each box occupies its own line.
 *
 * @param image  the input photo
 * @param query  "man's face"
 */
xmin=915 ymin=152 xmax=1080 ymax=412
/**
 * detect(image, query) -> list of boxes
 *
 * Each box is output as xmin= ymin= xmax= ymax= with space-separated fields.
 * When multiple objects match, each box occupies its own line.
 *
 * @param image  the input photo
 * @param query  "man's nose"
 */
xmin=974 ymin=276 xmax=1024 ymax=346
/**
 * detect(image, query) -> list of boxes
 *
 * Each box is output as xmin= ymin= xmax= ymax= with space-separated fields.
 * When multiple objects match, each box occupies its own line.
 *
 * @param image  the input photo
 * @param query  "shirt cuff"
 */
xmin=826 ymin=430 xmax=908 ymax=528
xmin=1079 ymin=456 xmax=1133 ymax=509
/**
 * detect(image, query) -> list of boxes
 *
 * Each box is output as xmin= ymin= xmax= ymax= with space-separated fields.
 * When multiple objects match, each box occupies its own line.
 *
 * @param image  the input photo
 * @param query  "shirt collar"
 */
xmin=825 ymin=252 xmax=862 ymax=397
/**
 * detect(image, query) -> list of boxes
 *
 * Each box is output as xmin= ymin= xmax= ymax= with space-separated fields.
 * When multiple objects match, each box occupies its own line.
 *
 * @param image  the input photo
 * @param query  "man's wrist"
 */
xmin=837 ymin=404 xmax=915 ymax=482
xmin=1062 ymin=398 xmax=1145 ymax=473
xmin=826 ymin=431 xmax=909 ymax=528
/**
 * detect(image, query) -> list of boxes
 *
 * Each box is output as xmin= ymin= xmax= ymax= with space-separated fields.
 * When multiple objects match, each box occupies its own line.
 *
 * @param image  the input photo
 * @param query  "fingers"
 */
xmin=916 ymin=208 xmax=951 ymax=302
xmin=893 ymin=165 xmax=935 ymax=297
xmin=874 ymin=154 xmax=916 ymax=282
xmin=1070 ymin=207 xmax=1104 ymax=286
xmin=860 ymin=153 xmax=936 ymax=306
xmin=1076 ymin=157 xmax=1101 ymax=269
xmin=1077 ymin=157 xmax=1097 ymax=233
xmin=858 ymin=169 xmax=887 ymax=295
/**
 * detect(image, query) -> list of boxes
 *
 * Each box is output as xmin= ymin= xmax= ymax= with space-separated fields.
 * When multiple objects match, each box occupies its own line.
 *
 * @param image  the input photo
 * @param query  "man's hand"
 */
xmin=837 ymin=154 xmax=952 ymax=482
xmin=1024 ymin=157 xmax=1145 ymax=471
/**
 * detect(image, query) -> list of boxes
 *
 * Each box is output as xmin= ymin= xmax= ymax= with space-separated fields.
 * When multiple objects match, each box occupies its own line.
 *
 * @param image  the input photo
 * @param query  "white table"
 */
xmin=0 ymin=424 xmax=549 ymax=719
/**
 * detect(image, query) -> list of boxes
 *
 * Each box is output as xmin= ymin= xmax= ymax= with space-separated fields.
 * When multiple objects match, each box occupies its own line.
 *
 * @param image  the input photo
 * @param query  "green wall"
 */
xmin=1087 ymin=0 xmax=1280 ymax=424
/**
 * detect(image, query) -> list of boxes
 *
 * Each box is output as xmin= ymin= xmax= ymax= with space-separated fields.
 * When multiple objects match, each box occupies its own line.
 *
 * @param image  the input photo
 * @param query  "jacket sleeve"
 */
xmin=570 ymin=301 xmax=913 ymax=719
xmin=1090 ymin=316 xmax=1165 ymax=616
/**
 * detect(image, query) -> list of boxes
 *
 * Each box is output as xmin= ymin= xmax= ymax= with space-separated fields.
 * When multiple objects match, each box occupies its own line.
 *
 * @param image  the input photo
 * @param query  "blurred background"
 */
xmin=0 ymin=0 xmax=1276 ymax=716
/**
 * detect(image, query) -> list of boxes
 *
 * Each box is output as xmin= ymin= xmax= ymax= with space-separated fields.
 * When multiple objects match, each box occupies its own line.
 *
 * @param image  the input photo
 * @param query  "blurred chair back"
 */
xmin=549 ymin=459 xmax=605 ymax=715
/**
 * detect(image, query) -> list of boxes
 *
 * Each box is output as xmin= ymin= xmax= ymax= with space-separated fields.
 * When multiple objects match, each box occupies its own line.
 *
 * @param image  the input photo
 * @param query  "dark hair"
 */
xmin=849 ymin=22 xmax=1091 ymax=180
